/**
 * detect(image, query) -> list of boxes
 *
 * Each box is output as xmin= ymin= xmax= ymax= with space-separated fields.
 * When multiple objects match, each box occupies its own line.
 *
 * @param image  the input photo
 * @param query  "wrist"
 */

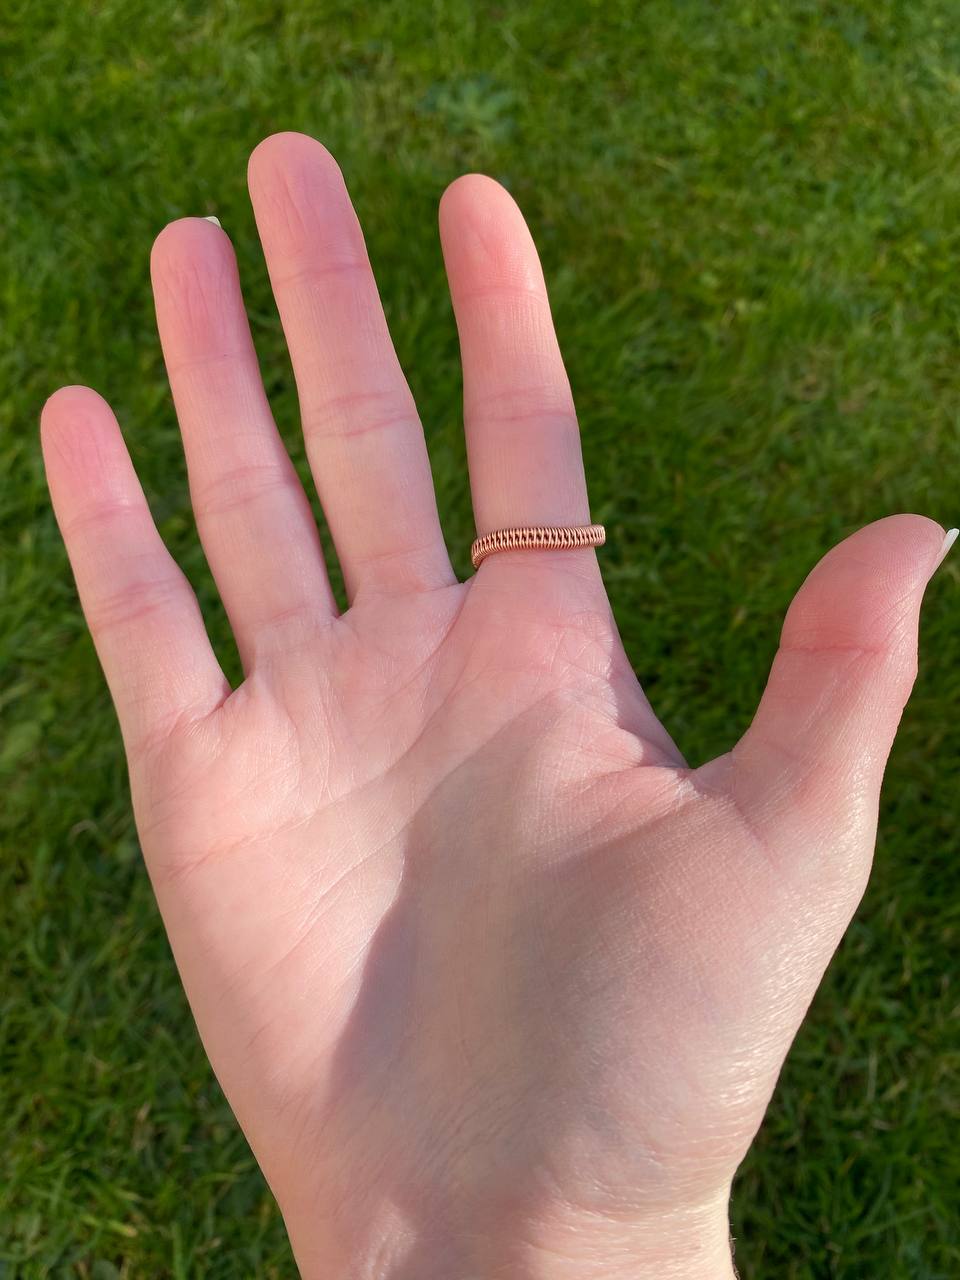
xmin=513 ymin=1193 xmax=736 ymax=1280
xmin=285 ymin=1190 xmax=736 ymax=1280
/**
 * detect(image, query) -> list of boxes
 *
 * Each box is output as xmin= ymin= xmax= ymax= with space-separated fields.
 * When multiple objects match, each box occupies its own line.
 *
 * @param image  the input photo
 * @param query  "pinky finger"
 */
xmin=41 ymin=386 xmax=229 ymax=754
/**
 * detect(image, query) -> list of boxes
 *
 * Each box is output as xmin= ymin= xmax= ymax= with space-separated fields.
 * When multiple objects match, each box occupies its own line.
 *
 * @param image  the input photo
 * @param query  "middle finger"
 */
xmin=247 ymin=132 xmax=455 ymax=603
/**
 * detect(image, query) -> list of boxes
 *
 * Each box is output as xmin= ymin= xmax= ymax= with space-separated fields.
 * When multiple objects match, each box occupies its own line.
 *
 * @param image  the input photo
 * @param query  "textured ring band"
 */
xmin=470 ymin=523 xmax=606 ymax=570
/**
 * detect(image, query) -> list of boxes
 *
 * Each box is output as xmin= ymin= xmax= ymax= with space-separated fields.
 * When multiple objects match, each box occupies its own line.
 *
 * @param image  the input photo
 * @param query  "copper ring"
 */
xmin=470 ymin=523 xmax=606 ymax=570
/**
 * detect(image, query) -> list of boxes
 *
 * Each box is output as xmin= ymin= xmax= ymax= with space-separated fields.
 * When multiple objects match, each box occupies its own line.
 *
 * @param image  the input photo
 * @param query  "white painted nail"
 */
xmin=203 ymin=215 xmax=222 ymax=228
xmin=933 ymin=526 xmax=958 ymax=572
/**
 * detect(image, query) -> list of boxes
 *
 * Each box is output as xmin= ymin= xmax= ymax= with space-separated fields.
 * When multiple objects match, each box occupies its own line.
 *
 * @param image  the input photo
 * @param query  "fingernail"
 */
xmin=203 ymin=215 xmax=222 ymax=228
xmin=933 ymin=526 xmax=959 ymax=572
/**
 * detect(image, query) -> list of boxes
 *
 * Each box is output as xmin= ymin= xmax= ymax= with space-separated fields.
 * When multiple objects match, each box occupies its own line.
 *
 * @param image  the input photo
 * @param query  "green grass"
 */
xmin=2 ymin=0 xmax=959 ymax=1274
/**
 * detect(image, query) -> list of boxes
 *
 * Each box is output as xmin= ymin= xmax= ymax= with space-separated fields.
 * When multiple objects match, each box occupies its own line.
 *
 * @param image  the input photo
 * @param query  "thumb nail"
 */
xmin=933 ymin=526 xmax=959 ymax=573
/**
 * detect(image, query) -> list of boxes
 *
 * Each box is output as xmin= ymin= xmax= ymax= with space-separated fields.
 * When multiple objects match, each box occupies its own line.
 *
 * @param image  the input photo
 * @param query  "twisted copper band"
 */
xmin=470 ymin=523 xmax=606 ymax=570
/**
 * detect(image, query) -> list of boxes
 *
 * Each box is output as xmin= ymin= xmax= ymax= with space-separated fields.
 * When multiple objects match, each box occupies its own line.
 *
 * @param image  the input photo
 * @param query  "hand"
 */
xmin=41 ymin=131 xmax=952 ymax=1279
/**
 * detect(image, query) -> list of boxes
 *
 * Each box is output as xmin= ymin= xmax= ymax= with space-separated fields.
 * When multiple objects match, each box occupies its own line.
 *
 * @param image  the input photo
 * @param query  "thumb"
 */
xmin=727 ymin=514 xmax=954 ymax=893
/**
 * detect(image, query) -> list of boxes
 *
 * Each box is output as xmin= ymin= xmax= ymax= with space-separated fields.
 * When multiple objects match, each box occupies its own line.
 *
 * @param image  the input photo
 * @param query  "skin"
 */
xmin=41 ymin=131 xmax=952 ymax=1279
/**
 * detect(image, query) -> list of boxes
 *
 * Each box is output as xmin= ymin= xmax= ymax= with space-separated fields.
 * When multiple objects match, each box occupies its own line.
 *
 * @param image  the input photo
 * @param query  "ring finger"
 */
xmin=151 ymin=216 xmax=336 ymax=670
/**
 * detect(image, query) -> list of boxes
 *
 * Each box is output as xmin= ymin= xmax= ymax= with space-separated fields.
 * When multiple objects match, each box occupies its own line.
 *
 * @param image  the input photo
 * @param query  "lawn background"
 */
xmin=2 ymin=1 xmax=959 ymax=1275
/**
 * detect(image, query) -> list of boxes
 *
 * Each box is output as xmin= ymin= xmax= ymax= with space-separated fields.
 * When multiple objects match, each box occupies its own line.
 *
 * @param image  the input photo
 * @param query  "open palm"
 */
xmin=42 ymin=133 xmax=951 ymax=1279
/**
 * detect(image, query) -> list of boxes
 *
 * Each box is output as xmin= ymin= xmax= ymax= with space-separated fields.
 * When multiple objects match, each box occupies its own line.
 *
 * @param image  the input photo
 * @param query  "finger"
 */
xmin=439 ymin=175 xmax=598 ymax=583
xmin=41 ymin=385 xmax=229 ymax=753
xmin=151 ymin=217 xmax=336 ymax=669
xmin=246 ymin=132 xmax=454 ymax=601
xmin=725 ymin=514 xmax=952 ymax=884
